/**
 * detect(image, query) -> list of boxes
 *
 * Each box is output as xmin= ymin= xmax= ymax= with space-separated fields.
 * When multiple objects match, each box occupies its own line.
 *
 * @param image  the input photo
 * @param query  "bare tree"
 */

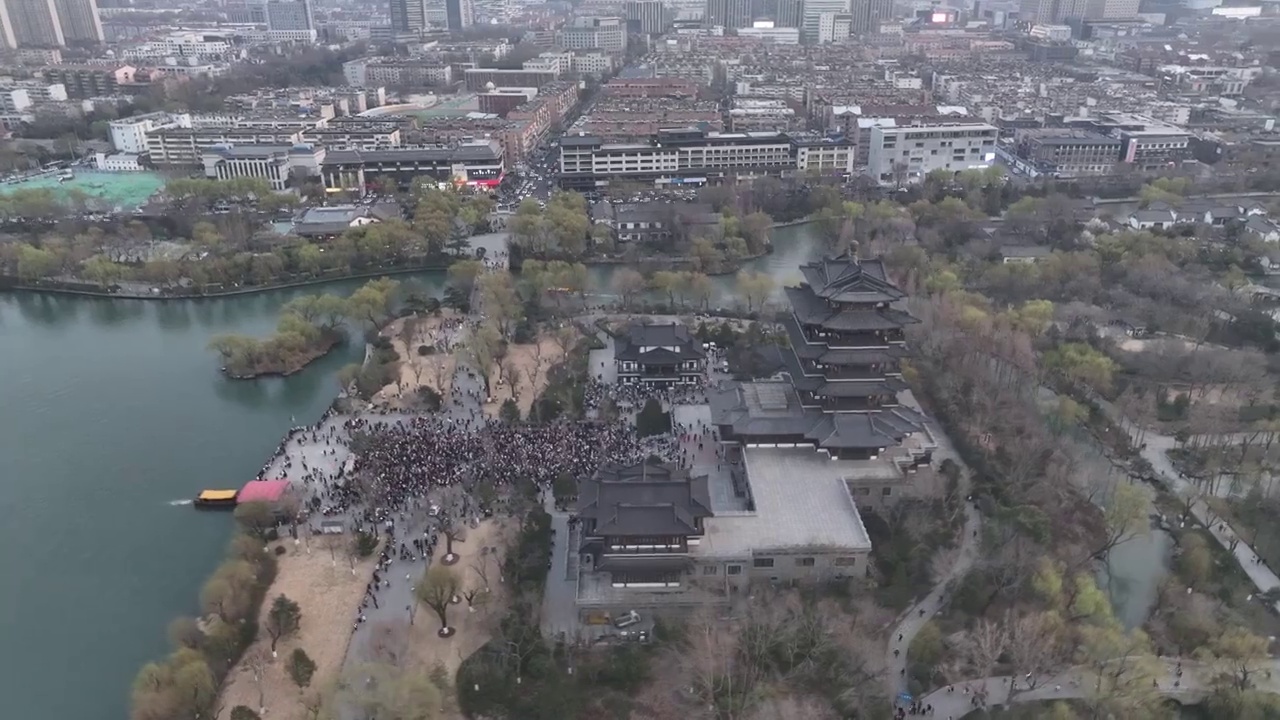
xmin=432 ymin=485 xmax=469 ymax=564
xmin=548 ymin=325 xmax=577 ymax=359
xmin=1007 ymin=611 xmax=1066 ymax=697
xmin=242 ymin=646 xmax=271 ymax=716
xmin=957 ymin=617 xmax=1010 ymax=679
xmin=471 ymin=553 xmax=493 ymax=592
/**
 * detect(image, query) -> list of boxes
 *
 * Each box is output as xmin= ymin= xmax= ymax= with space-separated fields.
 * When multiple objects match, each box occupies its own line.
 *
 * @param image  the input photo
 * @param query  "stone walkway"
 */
xmin=1087 ymin=393 xmax=1280 ymax=612
xmin=887 ymin=415 xmax=983 ymax=698
xmin=892 ymin=389 xmax=1280 ymax=714
xmin=914 ymin=657 xmax=1280 ymax=719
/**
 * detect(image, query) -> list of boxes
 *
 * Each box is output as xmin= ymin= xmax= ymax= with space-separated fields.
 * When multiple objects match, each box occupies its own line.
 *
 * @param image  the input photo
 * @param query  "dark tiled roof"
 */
xmin=710 ymin=380 xmax=924 ymax=451
xmin=797 ymin=253 xmax=904 ymax=303
xmin=786 ymin=286 xmax=917 ymax=331
xmin=574 ymin=461 xmax=713 ymax=538
xmin=614 ymin=323 xmax=705 ymax=361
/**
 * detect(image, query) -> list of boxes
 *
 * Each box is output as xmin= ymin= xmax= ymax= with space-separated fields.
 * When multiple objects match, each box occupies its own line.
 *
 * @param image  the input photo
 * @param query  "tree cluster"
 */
xmin=0 ymin=178 xmax=477 ymax=293
xmin=208 ymin=287 xmax=356 ymax=378
xmin=411 ymin=185 xmax=494 ymax=257
xmin=672 ymin=590 xmax=891 ymax=719
xmin=131 ymin=514 xmax=280 ymax=720
xmin=645 ymin=269 xmax=715 ymax=312
xmin=509 ymin=192 xmax=591 ymax=257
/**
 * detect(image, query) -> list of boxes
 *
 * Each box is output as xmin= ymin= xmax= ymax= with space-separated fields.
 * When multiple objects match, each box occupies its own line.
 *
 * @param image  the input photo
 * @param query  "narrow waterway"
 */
xmin=585 ymin=221 xmax=824 ymax=303
xmin=1034 ymin=390 xmax=1173 ymax=628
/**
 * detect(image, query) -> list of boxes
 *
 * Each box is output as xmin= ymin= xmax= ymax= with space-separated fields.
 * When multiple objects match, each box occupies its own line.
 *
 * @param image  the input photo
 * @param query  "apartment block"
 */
xmin=40 ymin=63 xmax=134 ymax=98
xmin=109 ymin=111 xmax=191 ymax=154
xmin=559 ymin=127 xmax=796 ymax=189
xmin=148 ymin=127 xmax=305 ymax=167
xmin=1013 ymin=129 xmax=1120 ymax=177
xmin=867 ymin=121 xmax=999 ymax=184
xmin=556 ymin=16 xmax=627 ymax=52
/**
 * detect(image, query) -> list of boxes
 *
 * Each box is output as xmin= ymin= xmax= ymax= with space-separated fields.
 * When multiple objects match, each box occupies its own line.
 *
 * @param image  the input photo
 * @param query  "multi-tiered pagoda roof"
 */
xmin=711 ymin=253 xmax=927 ymax=458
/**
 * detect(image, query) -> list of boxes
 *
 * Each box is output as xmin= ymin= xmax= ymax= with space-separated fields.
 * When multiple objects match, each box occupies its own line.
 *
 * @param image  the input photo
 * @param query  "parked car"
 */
xmin=613 ymin=610 xmax=641 ymax=629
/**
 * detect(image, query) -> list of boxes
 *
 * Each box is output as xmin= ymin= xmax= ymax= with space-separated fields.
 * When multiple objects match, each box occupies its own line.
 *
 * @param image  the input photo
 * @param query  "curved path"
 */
xmin=1087 ymin=391 xmax=1280 ymax=612
xmin=889 ymin=390 xmax=1280 ymax=710
xmin=915 ymin=657 xmax=1280 ymax=718
xmin=887 ymin=411 xmax=984 ymax=698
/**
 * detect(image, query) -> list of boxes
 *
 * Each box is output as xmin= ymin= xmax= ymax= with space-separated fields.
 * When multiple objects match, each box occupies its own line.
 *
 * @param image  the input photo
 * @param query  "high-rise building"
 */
xmin=706 ymin=0 xmax=751 ymax=27
xmin=626 ymin=0 xmax=667 ymax=33
xmin=0 ymin=1 xmax=17 ymax=47
xmin=266 ymin=0 xmax=315 ymax=40
xmin=52 ymin=0 xmax=100 ymax=43
xmin=266 ymin=0 xmax=313 ymax=31
xmin=445 ymin=0 xmax=473 ymax=29
xmin=556 ymin=16 xmax=627 ymax=52
xmin=1085 ymin=0 xmax=1137 ymax=18
xmin=1018 ymin=0 xmax=1085 ymax=22
xmin=776 ymin=0 xmax=802 ymax=26
xmin=849 ymin=0 xmax=890 ymax=33
xmin=1 ymin=0 xmax=64 ymax=47
xmin=816 ymin=10 xmax=850 ymax=41
xmin=801 ymin=0 xmax=845 ymax=41
xmin=389 ymin=0 xmax=428 ymax=32
xmin=225 ymin=1 xmax=267 ymax=24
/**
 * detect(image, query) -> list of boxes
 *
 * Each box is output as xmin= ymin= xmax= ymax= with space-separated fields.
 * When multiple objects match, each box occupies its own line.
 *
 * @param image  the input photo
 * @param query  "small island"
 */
xmin=208 ymin=278 xmax=398 ymax=379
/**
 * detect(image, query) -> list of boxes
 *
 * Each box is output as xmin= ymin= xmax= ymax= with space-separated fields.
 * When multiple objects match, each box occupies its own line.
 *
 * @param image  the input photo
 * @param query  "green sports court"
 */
xmin=0 ymin=170 xmax=166 ymax=209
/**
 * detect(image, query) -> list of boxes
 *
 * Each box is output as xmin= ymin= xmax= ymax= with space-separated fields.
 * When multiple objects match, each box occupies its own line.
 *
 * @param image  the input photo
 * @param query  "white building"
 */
xmin=795 ymin=138 xmax=856 ymax=174
xmin=524 ymin=50 xmax=572 ymax=75
xmin=109 ymin=111 xmax=192 ymax=154
xmin=802 ymin=0 xmax=848 ymax=42
xmin=816 ymin=11 xmax=851 ymax=42
xmin=1029 ymin=23 xmax=1071 ymax=41
xmin=342 ymin=58 xmax=451 ymax=87
xmin=0 ymin=80 xmax=65 ymax=111
xmin=94 ymin=151 xmax=144 ymax=171
xmin=556 ymin=16 xmax=627 ymax=52
xmin=200 ymin=144 xmax=324 ymax=191
xmin=148 ymin=127 xmax=305 ymax=167
xmin=121 ymin=31 xmax=233 ymax=60
xmin=572 ymin=51 xmax=614 ymax=77
xmin=737 ymin=20 xmax=800 ymax=43
xmin=867 ymin=121 xmax=998 ymax=184
xmin=0 ymin=88 xmax=30 ymax=112
xmin=559 ymin=130 xmax=795 ymax=183
xmin=625 ymin=0 xmax=667 ymax=33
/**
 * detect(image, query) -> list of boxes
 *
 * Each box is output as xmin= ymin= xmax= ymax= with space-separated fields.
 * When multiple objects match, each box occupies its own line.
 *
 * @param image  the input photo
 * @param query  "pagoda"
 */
xmin=711 ymin=253 xmax=931 ymax=462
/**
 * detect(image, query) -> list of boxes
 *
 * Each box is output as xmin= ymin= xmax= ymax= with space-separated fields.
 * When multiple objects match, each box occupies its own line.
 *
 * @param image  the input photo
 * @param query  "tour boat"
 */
xmin=194 ymin=489 xmax=238 ymax=508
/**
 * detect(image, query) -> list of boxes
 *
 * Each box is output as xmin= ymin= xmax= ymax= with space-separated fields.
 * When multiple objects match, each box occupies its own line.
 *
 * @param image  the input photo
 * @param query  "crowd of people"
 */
xmin=606 ymin=379 xmax=709 ymax=409
xmin=326 ymin=415 xmax=657 ymax=518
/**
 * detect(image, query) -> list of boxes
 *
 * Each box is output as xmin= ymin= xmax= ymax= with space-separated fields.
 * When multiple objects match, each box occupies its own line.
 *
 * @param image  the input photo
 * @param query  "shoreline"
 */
xmin=1 ymin=219 xmax=815 ymax=302
xmin=0 ymin=263 xmax=452 ymax=301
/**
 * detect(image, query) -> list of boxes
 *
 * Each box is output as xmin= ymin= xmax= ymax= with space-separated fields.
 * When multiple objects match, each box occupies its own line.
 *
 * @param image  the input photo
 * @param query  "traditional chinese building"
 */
xmin=712 ymin=253 xmax=935 ymax=470
xmin=613 ymin=322 xmax=706 ymax=385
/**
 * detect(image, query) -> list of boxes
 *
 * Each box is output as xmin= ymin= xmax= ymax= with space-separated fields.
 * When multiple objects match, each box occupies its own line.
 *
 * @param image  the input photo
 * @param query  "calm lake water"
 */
xmin=0 ymin=275 xmax=447 ymax=720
